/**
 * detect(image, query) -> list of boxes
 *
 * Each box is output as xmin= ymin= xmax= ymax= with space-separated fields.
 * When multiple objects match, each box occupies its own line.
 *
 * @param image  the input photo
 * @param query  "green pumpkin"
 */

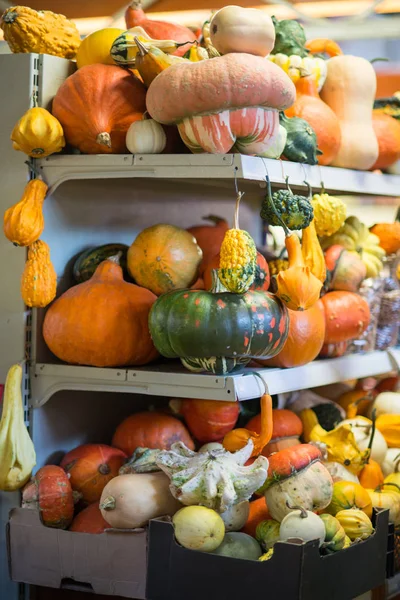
xmin=320 ymin=514 xmax=346 ymax=552
xmin=148 ymin=271 xmax=289 ymax=375
xmin=73 ymin=243 xmax=129 ymax=283
xmin=279 ymin=113 xmax=322 ymax=166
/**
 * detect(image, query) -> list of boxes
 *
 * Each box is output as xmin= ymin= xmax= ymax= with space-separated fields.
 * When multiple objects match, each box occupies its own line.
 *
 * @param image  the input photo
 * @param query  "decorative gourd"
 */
xmin=73 ymin=243 xmax=129 ymax=283
xmin=302 ymin=404 xmax=343 ymax=436
xmin=0 ymin=364 xmax=36 ymax=491
xmin=309 ymin=421 xmax=369 ymax=474
xmin=134 ymin=38 xmax=187 ymax=87
xmin=100 ymin=471 xmax=182 ymax=529
xmin=127 ymin=224 xmax=202 ymax=295
xmin=11 ymin=107 xmax=65 ymax=158
xmin=187 ymin=216 xmax=229 ymax=274
xmin=173 ymin=506 xmax=225 ymax=552
xmin=125 ymin=0 xmax=196 ymax=56
xmin=359 ymin=412 xmax=385 ymax=488
xmin=321 ymin=291 xmax=370 ymax=344
xmin=376 ymin=414 xmax=400 ymax=448
xmin=338 ymin=388 xmax=376 ymax=420
xmin=324 ymin=481 xmax=373 ymax=518
xmin=52 ymin=65 xmax=146 ymax=154
xmin=342 ymin=417 xmax=388 ymax=464
xmin=280 ymin=505 xmax=325 ymax=546
xmin=320 ymin=56 xmax=379 ymax=170
xmin=21 ymin=240 xmax=57 ymax=308
xmin=285 ymin=75 xmax=341 ymax=166
xmin=301 ymin=220 xmax=326 ymax=283
xmin=112 ymin=411 xmax=194 ymax=454
xmin=323 ymin=462 xmax=360 ymax=485
xmin=220 ymin=501 xmax=250 ymax=532
xmin=382 ymin=448 xmax=400 ymax=477
xmin=256 ymin=519 xmax=280 ymax=551
xmin=367 ymin=485 xmax=400 ymax=525
xmin=76 ymin=28 xmax=125 ymax=68
xmin=184 ymin=45 xmax=209 ymax=62
xmin=204 ymin=251 xmax=269 ymax=293
xmin=325 ymin=246 xmax=367 ymax=293
xmin=70 ymin=502 xmax=109 ymax=534
xmin=60 ymin=444 xmax=127 ymax=504
xmin=268 ymin=258 xmax=289 ymax=277
xmin=270 ymin=17 xmax=308 ymax=57
xmin=22 ymin=465 xmax=74 ymax=529
xmin=156 ymin=439 xmax=269 ymax=513
xmin=311 ymin=193 xmax=347 ymax=237
xmin=374 ymin=94 xmax=400 ymax=120
xmin=371 ymin=111 xmax=400 ymax=170
xmin=0 ymin=6 xmax=80 ymax=58
xmin=269 ymin=54 xmax=327 ymax=92
xmin=43 ymin=257 xmax=158 ymax=367
xmin=148 ymin=270 xmax=289 ymax=375
xmin=263 ymin=445 xmax=333 ymax=522
xmin=4 ymin=179 xmax=47 ymax=247
xmin=247 ymin=409 xmax=303 ymax=457
xmin=111 ymin=28 xmax=190 ymax=67
xmin=119 ymin=447 xmax=161 ymax=474
xmin=126 ymin=116 xmax=166 ymax=154
xmin=146 ymin=54 xmax=296 ymax=155
xmin=212 ymin=532 xmax=262 ymax=559
xmin=370 ymin=222 xmax=400 ymax=255
xmin=335 ymin=509 xmax=374 ymax=541
xmin=304 ymin=37 xmax=343 ymax=57
xmin=319 ymin=514 xmax=346 ymax=552
xmin=257 ymin=301 xmax=325 ymax=369
xmin=177 ymin=399 xmax=239 ymax=443
xmin=209 ymin=6 xmax=275 ymax=57
xmin=242 ymin=497 xmax=271 ymax=537
xmin=372 ymin=392 xmax=400 ymax=418
xmin=279 ymin=113 xmax=321 ymax=165
xmin=261 ymin=179 xmax=314 ymax=231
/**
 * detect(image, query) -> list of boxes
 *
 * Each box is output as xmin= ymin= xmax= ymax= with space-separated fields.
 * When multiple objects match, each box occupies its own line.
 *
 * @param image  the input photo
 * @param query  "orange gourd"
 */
xmin=359 ymin=411 xmax=384 ymax=489
xmin=370 ymin=222 xmax=400 ymax=255
xmin=69 ymin=502 xmax=109 ymax=534
xmin=285 ymin=75 xmax=341 ymax=166
xmin=371 ymin=111 xmax=400 ymax=171
xmin=21 ymin=240 xmax=57 ymax=308
xmin=304 ymin=38 xmax=343 ymax=57
xmin=321 ymin=291 xmax=371 ymax=344
xmin=178 ymin=399 xmax=240 ymax=443
xmin=241 ymin=497 xmax=271 ymax=537
xmin=246 ymin=409 xmax=303 ymax=457
xmin=187 ymin=216 xmax=229 ymax=274
xmin=43 ymin=256 xmax=158 ymax=367
xmin=4 ymin=179 xmax=47 ymax=247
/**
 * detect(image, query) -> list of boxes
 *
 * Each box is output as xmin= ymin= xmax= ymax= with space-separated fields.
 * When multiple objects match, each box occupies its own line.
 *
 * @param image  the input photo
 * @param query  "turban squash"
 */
xmin=146 ymin=53 xmax=296 ymax=154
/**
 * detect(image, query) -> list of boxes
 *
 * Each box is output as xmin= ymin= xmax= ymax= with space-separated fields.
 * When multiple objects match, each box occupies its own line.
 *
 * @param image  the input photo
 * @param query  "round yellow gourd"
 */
xmin=172 ymin=506 xmax=225 ymax=552
xmin=367 ymin=488 xmax=400 ymax=526
xmin=76 ymin=28 xmax=125 ymax=69
xmin=335 ymin=509 xmax=374 ymax=541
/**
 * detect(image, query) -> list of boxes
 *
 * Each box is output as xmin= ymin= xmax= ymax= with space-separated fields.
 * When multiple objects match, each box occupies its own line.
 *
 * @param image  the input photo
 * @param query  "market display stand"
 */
xmin=0 ymin=52 xmax=399 ymax=600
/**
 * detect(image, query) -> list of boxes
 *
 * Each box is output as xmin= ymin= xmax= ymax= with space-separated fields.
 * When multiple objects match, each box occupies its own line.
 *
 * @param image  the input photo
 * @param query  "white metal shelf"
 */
xmin=30 ymin=349 xmax=400 ymax=408
xmin=37 ymin=154 xmax=400 ymax=197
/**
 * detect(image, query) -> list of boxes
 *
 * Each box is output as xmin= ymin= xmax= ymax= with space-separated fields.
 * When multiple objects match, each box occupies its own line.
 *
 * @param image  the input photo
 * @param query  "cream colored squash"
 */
xmin=382 ymin=448 xmax=400 ymax=477
xmin=279 ymin=507 xmax=325 ymax=546
xmin=173 ymin=505 xmax=225 ymax=552
xmin=209 ymin=5 xmax=275 ymax=57
xmin=342 ymin=417 xmax=388 ymax=465
xmin=126 ymin=118 xmax=166 ymax=154
xmin=321 ymin=56 xmax=379 ymax=170
xmin=220 ymin=501 xmax=250 ymax=531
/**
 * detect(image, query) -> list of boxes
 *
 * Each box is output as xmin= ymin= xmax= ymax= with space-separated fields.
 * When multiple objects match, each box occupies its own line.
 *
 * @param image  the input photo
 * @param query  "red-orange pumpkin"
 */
xmin=69 ymin=502 xmax=109 ymax=534
xmin=112 ymin=411 xmax=195 ymax=455
xmin=246 ymin=409 xmax=303 ymax=456
xmin=22 ymin=465 xmax=74 ymax=529
xmin=52 ymin=64 xmax=146 ymax=154
xmin=203 ymin=251 xmax=270 ymax=292
xmin=256 ymin=301 xmax=325 ymax=368
xmin=325 ymin=245 xmax=367 ymax=293
xmin=321 ymin=291 xmax=370 ymax=344
xmin=371 ymin=111 xmax=400 ymax=171
xmin=187 ymin=216 xmax=229 ymax=274
xmin=60 ymin=444 xmax=127 ymax=504
xmin=180 ymin=398 xmax=240 ymax=442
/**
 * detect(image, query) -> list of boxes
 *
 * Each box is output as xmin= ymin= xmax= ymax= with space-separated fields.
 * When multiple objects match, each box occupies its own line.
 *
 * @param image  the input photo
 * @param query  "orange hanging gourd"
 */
xmin=359 ymin=410 xmax=385 ymax=489
xmin=4 ymin=179 xmax=47 ymax=247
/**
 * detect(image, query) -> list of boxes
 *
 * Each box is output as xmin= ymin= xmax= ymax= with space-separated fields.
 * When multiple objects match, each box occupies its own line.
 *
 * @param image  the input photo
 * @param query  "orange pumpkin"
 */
xmin=187 ymin=216 xmax=229 ymax=275
xmin=247 ymin=409 xmax=303 ymax=456
xmin=52 ymin=64 xmax=146 ymax=154
xmin=241 ymin=497 xmax=271 ymax=537
xmin=371 ymin=111 xmax=400 ymax=171
xmin=370 ymin=222 xmax=400 ymax=255
xmin=60 ymin=444 xmax=127 ymax=504
xmin=43 ymin=257 xmax=158 ymax=368
xmin=321 ymin=291 xmax=370 ymax=345
xmin=256 ymin=301 xmax=325 ymax=368
xmin=179 ymin=398 xmax=240 ymax=442
xmin=285 ymin=75 xmax=341 ymax=166
xmin=112 ymin=411 xmax=195 ymax=455
xmin=69 ymin=502 xmax=109 ymax=534
xmin=127 ymin=224 xmax=203 ymax=296
xmin=203 ymin=251 xmax=270 ymax=292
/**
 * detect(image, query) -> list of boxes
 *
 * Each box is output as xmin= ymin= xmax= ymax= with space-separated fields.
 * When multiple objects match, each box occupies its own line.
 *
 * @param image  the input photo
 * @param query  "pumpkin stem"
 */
xmin=233 ymin=192 xmax=244 ymax=230
xmin=98 ymin=463 xmax=111 ymax=476
xmin=134 ymin=37 xmax=148 ymax=57
xmin=129 ymin=0 xmax=143 ymax=9
xmin=96 ymin=132 xmax=112 ymax=149
xmin=107 ymin=252 xmax=122 ymax=265
xmin=375 ymin=482 xmax=400 ymax=492
xmin=100 ymin=496 xmax=116 ymax=511
xmin=366 ymin=409 xmax=377 ymax=461
xmin=265 ymin=175 xmax=290 ymax=237
xmin=286 ymin=502 xmax=308 ymax=518
xmin=72 ymin=490 xmax=83 ymax=504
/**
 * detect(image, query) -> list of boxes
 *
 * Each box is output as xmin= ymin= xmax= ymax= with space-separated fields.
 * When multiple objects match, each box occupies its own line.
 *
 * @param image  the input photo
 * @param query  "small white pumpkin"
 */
xmin=126 ymin=118 xmax=166 ymax=154
xmin=220 ymin=501 xmax=250 ymax=531
xmin=323 ymin=461 xmax=360 ymax=484
xmin=342 ymin=417 xmax=388 ymax=465
xmin=382 ymin=448 xmax=400 ymax=477
xmin=279 ymin=506 xmax=325 ymax=547
xmin=371 ymin=392 xmax=400 ymax=418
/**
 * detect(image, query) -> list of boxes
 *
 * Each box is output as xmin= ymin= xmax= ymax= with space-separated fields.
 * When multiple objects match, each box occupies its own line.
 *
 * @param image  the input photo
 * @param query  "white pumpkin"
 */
xmin=220 ymin=501 xmax=250 ymax=531
xmin=209 ymin=5 xmax=275 ymax=57
xmin=323 ymin=461 xmax=360 ymax=484
xmin=173 ymin=505 xmax=225 ymax=552
xmin=342 ymin=417 xmax=388 ymax=465
xmin=371 ymin=392 xmax=400 ymax=418
xmin=279 ymin=507 xmax=325 ymax=547
xmin=382 ymin=448 xmax=400 ymax=477
xmin=126 ymin=118 xmax=166 ymax=154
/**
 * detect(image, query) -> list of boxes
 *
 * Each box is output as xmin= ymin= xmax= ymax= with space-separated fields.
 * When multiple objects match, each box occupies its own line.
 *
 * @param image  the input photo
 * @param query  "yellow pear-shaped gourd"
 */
xmin=301 ymin=219 xmax=326 ymax=283
xmin=11 ymin=107 xmax=65 ymax=158
xmin=0 ymin=364 xmax=36 ymax=491
xmin=3 ymin=179 xmax=47 ymax=246
xmin=21 ymin=240 xmax=57 ymax=308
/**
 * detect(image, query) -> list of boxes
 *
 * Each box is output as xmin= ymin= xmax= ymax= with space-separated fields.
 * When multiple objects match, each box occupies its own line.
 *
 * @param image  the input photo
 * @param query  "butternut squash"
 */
xmin=321 ymin=56 xmax=379 ymax=170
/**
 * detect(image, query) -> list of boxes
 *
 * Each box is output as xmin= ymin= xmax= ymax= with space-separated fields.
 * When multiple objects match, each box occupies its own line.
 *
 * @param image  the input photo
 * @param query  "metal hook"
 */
xmin=317 ymin=165 xmax=325 ymax=193
xmin=279 ymin=159 xmax=286 ymax=183
xmin=234 ymin=166 xmax=239 ymax=196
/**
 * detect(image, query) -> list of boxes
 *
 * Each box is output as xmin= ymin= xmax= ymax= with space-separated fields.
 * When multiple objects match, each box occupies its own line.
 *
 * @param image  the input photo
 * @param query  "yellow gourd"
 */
xmin=76 ymin=28 xmax=125 ymax=69
xmin=11 ymin=107 xmax=65 ymax=158
xmin=376 ymin=414 xmax=400 ymax=448
xmin=134 ymin=38 xmax=187 ymax=88
xmin=311 ymin=193 xmax=347 ymax=237
xmin=335 ymin=509 xmax=373 ymax=541
xmin=366 ymin=485 xmax=400 ymax=525
xmin=3 ymin=179 xmax=47 ymax=247
xmin=21 ymin=240 xmax=57 ymax=308
xmin=0 ymin=364 xmax=36 ymax=491
xmin=301 ymin=220 xmax=326 ymax=283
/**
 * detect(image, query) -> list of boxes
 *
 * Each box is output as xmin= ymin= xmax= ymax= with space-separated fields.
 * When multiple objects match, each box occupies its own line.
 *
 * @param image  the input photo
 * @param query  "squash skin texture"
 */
xmin=321 ymin=291 xmax=370 ymax=344
xmin=21 ymin=240 xmax=57 ymax=308
xmin=11 ymin=107 xmax=65 ymax=158
xmin=4 ymin=179 xmax=47 ymax=247
xmin=210 ymin=6 xmax=275 ymax=57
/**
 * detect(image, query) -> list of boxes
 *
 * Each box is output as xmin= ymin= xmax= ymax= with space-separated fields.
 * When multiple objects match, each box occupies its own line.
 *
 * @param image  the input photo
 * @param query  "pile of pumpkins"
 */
xmin=2 ymin=3 xmax=400 ymax=169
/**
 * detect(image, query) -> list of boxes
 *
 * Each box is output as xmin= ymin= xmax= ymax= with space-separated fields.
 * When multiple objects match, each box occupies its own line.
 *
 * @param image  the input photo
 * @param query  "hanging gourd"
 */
xmin=279 ymin=113 xmax=321 ymax=165
xmin=126 ymin=116 xmax=166 ymax=154
xmin=301 ymin=219 xmax=326 ymax=283
xmin=11 ymin=107 xmax=65 ymax=158
xmin=21 ymin=240 xmax=57 ymax=308
xmin=4 ymin=179 xmax=47 ymax=247
xmin=311 ymin=191 xmax=347 ymax=237
xmin=359 ymin=411 xmax=385 ymax=489
xmin=260 ymin=177 xmax=314 ymax=231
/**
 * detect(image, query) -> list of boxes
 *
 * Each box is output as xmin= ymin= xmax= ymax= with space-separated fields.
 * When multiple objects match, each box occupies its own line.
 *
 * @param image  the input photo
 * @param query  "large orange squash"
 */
xmin=285 ymin=75 xmax=341 ymax=166
xmin=69 ymin=502 xmax=109 ymax=534
xmin=112 ymin=411 xmax=195 ymax=455
xmin=43 ymin=257 xmax=158 ymax=367
xmin=52 ymin=64 xmax=146 ymax=154
xmin=371 ymin=111 xmax=400 ymax=171
xmin=321 ymin=291 xmax=370 ymax=344
xmin=203 ymin=251 xmax=270 ymax=292
xmin=256 ymin=301 xmax=325 ymax=368
xmin=179 ymin=398 xmax=240 ymax=442
xmin=187 ymin=216 xmax=229 ymax=274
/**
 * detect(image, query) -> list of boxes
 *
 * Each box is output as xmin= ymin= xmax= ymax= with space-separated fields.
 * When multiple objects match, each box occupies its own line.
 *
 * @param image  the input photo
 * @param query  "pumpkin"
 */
xmin=203 ymin=251 xmax=269 ymax=292
xmin=382 ymin=449 xmax=400 ymax=477
xmin=247 ymin=409 xmax=303 ymax=456
xmin=324 ymin=480 xmax=373 ymax=518
xmin=320 ymin=56 xmax=379 ymax=170
xmin=0 ymin=6 xmax=80 ymax=58
xmin=371 ymin=111 xmax=400 ymax=170
xmin=4 ymin=179 xmax=47 ymax=247
xmin=0 ymin=364 xmax=36 ymax=491
xmin=187 ymin=216 xmax=229 ymax=274
xmin=134 ymin=38 xmax=188 ymax=87
xmin=342 ymin=417 xmax=388 ymax=465
xmin=279 ymin=113 xmax=321 ymax=165
xmin=335 ymin=509 xmax=374 ymax=541
xmin=241 ymin=497 xmax=271 ymax=537
xmin=173 ymin=506 xmax=225 ymax=552
xmin=21 ymin=240 xmax=57 ymax=308
xmin=305 ymin=37 xmax=343 ymax=57
xmin=301 ymin=220 xmax=326 ymax=283
xmin=60 ymin=444 xmax=127 ymax=504
xmin=212 ymin=532 xmax=262 ymax=560
xmin=22 ymin=465 xmax=74 ymax=529
xmin=323 ymin=462 xmax=360 ymax=485
xmin=148 ymin=270 xmax=289 ymax=375
xmin=285 ymin=75 xmax=341 ymax=166
xmin=52 ymin=64 xmax=146 ymax=154
xmin=367 ymin=485 xmax=400 ymax=525
xmin=110 ymin=29 xmax=189 ymax=68
xmin=127 ymin=224 xmax=202 ymax=296
xmin=43 ymin=256 xmax=158 ymax=367
xmin=370 ymin=222 xmax=400 ymax=255
xmin=319 ymin=513 xmax=346 ymax=552
xmin=325 ymin=246 xmax=367 ymax=293
xmin=311 ymin=193 xmax=347 ymax=237
xmin=372 ymin=392 xmax=400 ymax=418
xmin=220 ymin=501 xmax=250 ymax=532
xmin=11 ymin=107 xmax=65 ymax=158
xmin=178 ymin=399 xmax=239 ymax=443
xmin=112 ymin=411 xmax=194 ymax=454
xmin=72 ymin=243 xmax=129 ymax=283
xmin=256 ymin=519 xmax=280 ymax=551
xmin=337 ymin=389 xmax=375 ymax=419
xmin=280 ymin=506 xmax=325 ymax=546
xmin=359 ymin=411 xmax=385 ymax=489
xmin=76 ymin=28 xmax=125 ymax=69
xmin=156 ymin=439 xmax=269 ymax=513
xmin=262 ymin=179 xmax=314 ymax=231
xmin=209 ymin=6 xmax=275 ymax=57
xmin=100 ymin=471 xmax=182 ymax=529
xmin=263 ymin=444 xmax=333 ymax=522
xmin=126 ymin=116 xmax=166 ymax=154
xmin=69 ymin=502 xmax=109 ymax=534
xmin=321 ymin=291 xmax=370 ymax=344
xmin=125 ymin=0 xmax=196 ymax=57
xmin=376 ymin=414 xmax=400 ymax=448
xmin=146 ymin=54 xmax=296 ymax=155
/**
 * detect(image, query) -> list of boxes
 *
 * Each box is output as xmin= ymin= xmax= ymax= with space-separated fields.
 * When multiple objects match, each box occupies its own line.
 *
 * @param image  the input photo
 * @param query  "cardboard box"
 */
xmin=7 ymin=508 xmax=147 ymax=598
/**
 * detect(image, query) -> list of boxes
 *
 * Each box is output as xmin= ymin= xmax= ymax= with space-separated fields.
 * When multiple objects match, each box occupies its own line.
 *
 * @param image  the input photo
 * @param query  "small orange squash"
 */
xmin=370 ymin=222 xmax=400 ymax=255
xmin=21 ymin=240 xmax=57 ymax=308
xmin=4 ymin=179 xmax=47 ymax=246
xmin=371 ymin=111 xmax=400 ymax=171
